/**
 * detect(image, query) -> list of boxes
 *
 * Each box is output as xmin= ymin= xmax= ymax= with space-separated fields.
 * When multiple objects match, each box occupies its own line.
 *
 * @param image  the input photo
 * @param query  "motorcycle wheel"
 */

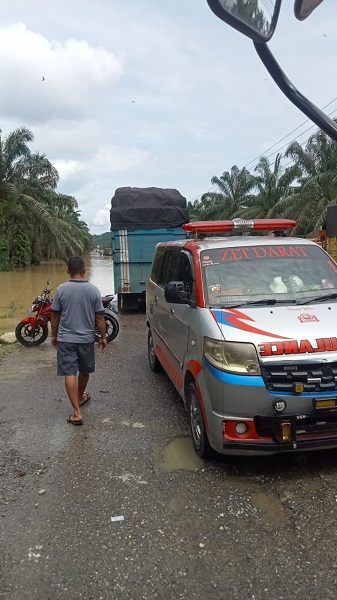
xmin=15 ymin=321 xmax=49 ymax=347
xmin=95 ymin=314 xmax=119 ymax=344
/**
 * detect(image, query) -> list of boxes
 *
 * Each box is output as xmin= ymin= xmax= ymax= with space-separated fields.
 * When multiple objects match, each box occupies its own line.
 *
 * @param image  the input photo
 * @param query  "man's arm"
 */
xmin=95 ymin=313 xmax=108 ymax=351
xmin=51 ymin=312 xmax=61 ymax=348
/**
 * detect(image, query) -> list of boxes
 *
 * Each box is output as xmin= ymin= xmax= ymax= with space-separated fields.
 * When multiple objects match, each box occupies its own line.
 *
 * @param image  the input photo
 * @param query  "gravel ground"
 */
xmin=1 ymin=312 xmax=337 ymax=599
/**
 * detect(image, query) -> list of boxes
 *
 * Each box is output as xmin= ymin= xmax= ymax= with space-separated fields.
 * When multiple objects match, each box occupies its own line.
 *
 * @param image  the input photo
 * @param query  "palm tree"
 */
xmin=188 ymin=192 xmax=228 ymax=221
xmin=240 ymin=153 xmax=301 ymax=219
xmin=231 ymin=0 xmax=269 ymax=35
xmin=0 ymin=126 xmax=92 ymax=269
xmin=189 ymin=165 xmax=256 ymax=221
xmin=274 ymin=130 xmax=337 ymax=233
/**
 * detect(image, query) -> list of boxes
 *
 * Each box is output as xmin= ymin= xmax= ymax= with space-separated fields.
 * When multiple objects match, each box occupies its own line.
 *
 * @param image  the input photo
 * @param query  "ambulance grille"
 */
xmin=261 ymin=362 xmax=337 ymax=393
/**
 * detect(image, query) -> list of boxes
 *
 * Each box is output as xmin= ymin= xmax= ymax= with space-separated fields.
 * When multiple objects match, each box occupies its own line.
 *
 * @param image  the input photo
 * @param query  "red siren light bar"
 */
xmin=182 ymin=218 xmax=296 ymax=234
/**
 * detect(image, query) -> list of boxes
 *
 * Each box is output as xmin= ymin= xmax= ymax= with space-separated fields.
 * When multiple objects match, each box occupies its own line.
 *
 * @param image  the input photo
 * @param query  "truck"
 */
xmin=110 ymin=187 xmax=189 ymax=311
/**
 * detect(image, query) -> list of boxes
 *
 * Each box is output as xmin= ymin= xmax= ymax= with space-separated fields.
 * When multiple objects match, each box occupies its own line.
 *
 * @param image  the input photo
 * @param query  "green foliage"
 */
xmin=190 ymin=127 xmax=337 ymax=235
xmin=92 ymin=232 xmax=112 ymax=249
xmin=0 ymin=301 xmax=20 ymax=319
xmin=0 ymin=126 xmax=92 ymax=269
xmin=0 ymin=235 xmax=9 ymax=271
xmin=8 ymin=224 xmax=31 ymax=267
xmin=231 ymin=0 xmax=269 ymax=35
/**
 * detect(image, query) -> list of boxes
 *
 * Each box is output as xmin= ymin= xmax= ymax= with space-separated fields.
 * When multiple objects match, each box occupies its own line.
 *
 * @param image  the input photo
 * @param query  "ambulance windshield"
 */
xmin=201 ymin=243 xmax=337 ymax=307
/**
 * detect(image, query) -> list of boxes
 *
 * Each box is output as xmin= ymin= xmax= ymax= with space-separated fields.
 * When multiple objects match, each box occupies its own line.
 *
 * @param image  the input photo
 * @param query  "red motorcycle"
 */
xmin=15 ymin=282 xmax=119 ymax=347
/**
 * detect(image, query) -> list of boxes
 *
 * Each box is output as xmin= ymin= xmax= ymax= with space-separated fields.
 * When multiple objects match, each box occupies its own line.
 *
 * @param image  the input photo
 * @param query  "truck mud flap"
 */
xmin=118 ymin=292 xmax=145 ymax=312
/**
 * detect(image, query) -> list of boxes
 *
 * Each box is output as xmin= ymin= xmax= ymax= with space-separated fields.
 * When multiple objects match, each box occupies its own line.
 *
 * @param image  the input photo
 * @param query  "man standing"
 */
xmin=51 ymin=256 xmax=108 ymax=426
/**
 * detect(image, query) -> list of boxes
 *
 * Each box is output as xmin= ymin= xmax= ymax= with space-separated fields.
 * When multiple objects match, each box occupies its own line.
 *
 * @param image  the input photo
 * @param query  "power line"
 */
xmin=254 ymin=107 xmax=337 ymax=167
xmin=243 ymin=97 xmax=337 ymax=169
xmin=189 ymin=97 xmax=337 ymax=204
xmin=264 ymin=108 xmax=337 ymax=171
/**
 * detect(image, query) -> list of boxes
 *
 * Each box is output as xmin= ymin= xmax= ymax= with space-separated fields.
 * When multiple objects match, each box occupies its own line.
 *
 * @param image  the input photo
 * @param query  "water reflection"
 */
xmin=85 ymin=255 xmax=114 ymax=295
xmin=0 ymin=255 xmax=114 ymax=335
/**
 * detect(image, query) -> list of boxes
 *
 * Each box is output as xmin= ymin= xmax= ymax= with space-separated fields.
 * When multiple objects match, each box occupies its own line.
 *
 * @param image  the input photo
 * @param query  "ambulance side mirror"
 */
xmin=165 ymin=281 xmax=191 ymax=304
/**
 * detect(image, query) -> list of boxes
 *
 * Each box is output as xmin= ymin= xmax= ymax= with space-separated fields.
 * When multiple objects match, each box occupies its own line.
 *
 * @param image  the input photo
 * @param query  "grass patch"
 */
xmin=0 ymin=301 xmax=21 ymax=319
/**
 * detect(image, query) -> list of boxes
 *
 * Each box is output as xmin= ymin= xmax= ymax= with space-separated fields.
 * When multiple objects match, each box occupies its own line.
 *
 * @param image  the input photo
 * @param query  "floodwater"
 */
xmin=0 ymin=255 xmax=114 ymax=335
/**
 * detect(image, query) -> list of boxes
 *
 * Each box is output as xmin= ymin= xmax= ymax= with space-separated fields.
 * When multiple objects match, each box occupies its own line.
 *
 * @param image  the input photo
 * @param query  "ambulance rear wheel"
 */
xmin=187 ymin=381 xmax=212 ymax=459
xmin=148 ymin=330 xmax=162 ymax=372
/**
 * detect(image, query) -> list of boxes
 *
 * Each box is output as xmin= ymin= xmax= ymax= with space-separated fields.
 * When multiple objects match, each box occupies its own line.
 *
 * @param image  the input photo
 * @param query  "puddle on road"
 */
xmin=222 ymin=476 xmax=252 ymax=491
xmin=251 ymin=491 xmax=285 ymax=528
xmin=156 ymin=437 xmax=205 ymax=472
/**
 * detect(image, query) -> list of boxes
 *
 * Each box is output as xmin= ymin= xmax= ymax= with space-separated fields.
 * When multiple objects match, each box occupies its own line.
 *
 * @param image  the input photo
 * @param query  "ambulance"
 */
xmin=146 ymin=219 xmax=337 ymax=456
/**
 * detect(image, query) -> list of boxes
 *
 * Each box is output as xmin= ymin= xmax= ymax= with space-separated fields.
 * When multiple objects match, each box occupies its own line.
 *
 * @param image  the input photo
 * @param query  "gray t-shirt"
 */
xmin=51 ymin=280 xmax=104 ymax=343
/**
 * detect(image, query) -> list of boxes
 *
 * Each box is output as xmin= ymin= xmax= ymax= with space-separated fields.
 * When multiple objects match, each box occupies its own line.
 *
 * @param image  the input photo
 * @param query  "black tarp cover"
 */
xmin=110 ymin=187 xmax=189 ymax=229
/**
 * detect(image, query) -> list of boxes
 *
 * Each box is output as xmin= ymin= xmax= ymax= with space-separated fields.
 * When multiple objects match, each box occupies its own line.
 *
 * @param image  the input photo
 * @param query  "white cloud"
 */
xmin=53 ymin=142 xmax=152 ymax=196
xmin=0 ymin=23 xmax=124 ymax=123
xmin=53 ymin=159 xmax=82 ymax=180
xmin=32 ymin=120 xmax=103 ymax=159
xmin=90 ymin=144 xmax=151 ymax=173
xmin=92 ymin=204 xmax=111 ymax=227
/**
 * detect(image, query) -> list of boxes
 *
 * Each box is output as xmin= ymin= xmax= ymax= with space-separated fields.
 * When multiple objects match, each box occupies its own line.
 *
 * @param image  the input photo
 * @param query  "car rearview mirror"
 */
xmin=206 ymin=0 xmax=282 ymax=42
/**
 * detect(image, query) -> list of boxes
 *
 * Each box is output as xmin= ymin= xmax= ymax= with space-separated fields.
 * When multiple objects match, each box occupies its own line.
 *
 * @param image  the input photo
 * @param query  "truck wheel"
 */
xmin=187 ymin=381 xmax=212 ymax=459
xmin=148 ymin=330 xmax=162 ymax=372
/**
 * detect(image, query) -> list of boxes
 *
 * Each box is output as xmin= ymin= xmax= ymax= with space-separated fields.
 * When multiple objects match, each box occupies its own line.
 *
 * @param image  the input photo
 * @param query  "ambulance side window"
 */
xmin=177 ymin=251 xmax=195 ymax=301
xmin=160 ymin=247 xmax=181 ymax=287
xmin=151 ymin=247 xmax=165 ymax=284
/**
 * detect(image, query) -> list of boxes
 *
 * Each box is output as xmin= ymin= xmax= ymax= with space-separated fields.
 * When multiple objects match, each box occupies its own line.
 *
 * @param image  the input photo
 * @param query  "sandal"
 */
xmin=67 ymin=415 xmax=83 ymax=426
xmin=79 ymin=392 xmax=91 ymax=407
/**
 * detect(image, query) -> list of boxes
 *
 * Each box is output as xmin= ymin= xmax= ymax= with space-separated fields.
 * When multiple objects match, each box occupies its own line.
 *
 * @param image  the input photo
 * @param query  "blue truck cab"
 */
xmin=110 ymin=187 xmax=189 ymax=311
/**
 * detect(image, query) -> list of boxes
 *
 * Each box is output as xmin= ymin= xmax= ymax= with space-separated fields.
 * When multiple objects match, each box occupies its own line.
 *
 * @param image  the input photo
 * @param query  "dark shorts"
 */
xmin=57 ymin=342 xmax=95 ymax=376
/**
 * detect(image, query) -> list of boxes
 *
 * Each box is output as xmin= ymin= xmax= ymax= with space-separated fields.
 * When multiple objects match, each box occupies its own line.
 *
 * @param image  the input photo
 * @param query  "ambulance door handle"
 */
xmin=170 ymin=308 xmax=175 ymax=316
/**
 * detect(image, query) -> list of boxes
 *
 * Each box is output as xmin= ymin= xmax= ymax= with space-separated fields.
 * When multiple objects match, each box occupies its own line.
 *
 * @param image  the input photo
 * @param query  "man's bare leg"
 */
xmin=78 ymin=372 xmax=90 ymax=404
xmin=65 ymin=375 xmax=82 ymax=420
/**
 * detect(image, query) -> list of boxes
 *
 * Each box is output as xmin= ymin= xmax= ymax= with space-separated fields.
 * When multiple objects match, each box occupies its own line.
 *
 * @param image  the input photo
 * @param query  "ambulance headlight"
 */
xmin=203 ymin=338 xmax=261 ymax=375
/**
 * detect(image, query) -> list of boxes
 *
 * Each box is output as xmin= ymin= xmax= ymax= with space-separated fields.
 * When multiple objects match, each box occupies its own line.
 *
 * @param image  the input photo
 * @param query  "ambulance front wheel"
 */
xmin=187 ymin=381 xmax=212 ymax=459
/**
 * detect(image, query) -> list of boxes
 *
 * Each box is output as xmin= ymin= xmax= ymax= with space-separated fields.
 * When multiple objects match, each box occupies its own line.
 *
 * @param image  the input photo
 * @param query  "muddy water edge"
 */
xmin=0 ymin=255 xmax=114 ymax=336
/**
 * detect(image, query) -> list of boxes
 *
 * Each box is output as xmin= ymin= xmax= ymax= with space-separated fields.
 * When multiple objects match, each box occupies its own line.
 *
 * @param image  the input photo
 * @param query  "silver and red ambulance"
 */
xmin=146 ymin=219 xmax=337 ymax=457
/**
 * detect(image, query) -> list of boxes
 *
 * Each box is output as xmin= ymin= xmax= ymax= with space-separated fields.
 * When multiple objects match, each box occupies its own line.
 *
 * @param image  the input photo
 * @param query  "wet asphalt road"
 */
xmin=1 ymin=312 xmax=337 ymax=599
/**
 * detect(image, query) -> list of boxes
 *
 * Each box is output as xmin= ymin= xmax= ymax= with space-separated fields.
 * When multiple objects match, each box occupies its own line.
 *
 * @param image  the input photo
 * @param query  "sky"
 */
xmin=1 ymin=0 xmax=336 ymax=234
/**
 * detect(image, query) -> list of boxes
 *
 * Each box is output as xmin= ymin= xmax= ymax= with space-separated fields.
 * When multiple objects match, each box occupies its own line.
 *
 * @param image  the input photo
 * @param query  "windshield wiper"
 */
xmin=223 ymin=299 xmax=275 ymax=308
xmin=298 ymin=292 xmax=337 ymax=305
xmin=220 ymin=298 xmax=296 ymax=308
